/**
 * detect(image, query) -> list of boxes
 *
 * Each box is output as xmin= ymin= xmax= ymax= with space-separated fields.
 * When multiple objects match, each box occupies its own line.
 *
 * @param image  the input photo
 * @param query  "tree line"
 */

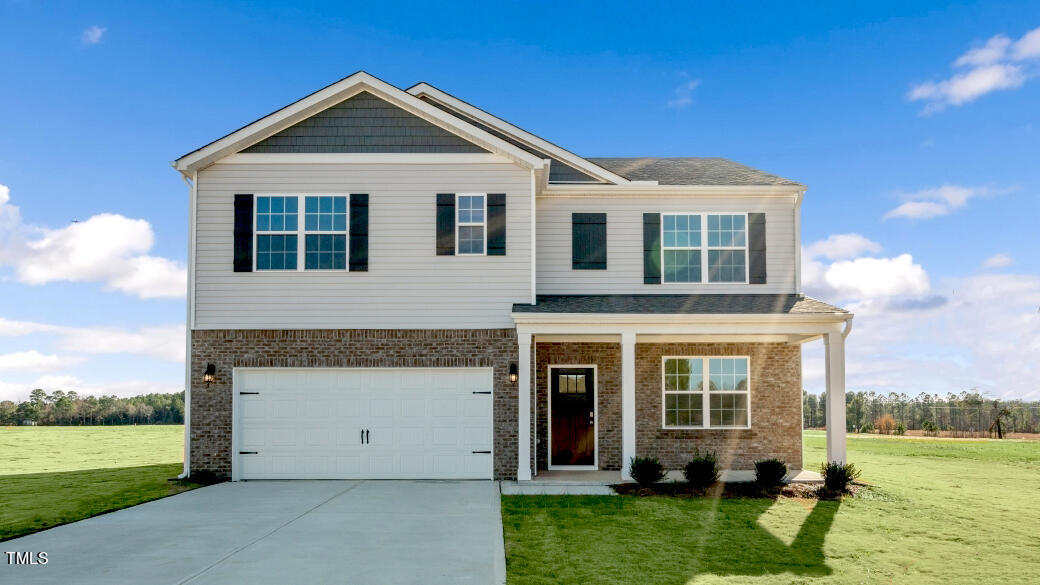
xmin=0 ymin=389 xmax=184 ymax=426
xmin=803 ymin=389 xmax=1040 ymax=435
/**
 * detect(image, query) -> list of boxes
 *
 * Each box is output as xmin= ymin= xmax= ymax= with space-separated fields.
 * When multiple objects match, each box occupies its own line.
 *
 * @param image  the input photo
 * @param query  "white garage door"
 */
xmin=233 ymin=368 xmax=493 ymax=480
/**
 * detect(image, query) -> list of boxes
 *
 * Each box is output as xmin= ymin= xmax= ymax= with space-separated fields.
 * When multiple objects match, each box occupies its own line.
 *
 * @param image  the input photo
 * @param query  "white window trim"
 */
xmin=661 ymin=212 xmax=750 ymax=284
xmin=547 ymin=364 xmax=598 ymax=471
xmin=254 ymin=194 xmax=350 ymax=272
xmin=660 ymin=355 xmax=751 ymax=430
xmin=455 ymin=193 xmax=487 ymax=256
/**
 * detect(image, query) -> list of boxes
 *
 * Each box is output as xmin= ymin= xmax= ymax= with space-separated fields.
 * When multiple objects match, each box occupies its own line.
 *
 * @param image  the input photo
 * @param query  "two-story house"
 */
xmin=172 ymin=72 xmax=851 ymax=483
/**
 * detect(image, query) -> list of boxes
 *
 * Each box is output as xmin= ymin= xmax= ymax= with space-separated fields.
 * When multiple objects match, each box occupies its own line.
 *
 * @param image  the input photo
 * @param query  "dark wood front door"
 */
xmin=550 ymin=368 xmax=595 ymax=466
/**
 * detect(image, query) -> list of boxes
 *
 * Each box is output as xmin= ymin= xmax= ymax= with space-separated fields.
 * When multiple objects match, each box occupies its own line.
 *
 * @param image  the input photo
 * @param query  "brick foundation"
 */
xmin=189 ymin=329 xmax=519 ymax=479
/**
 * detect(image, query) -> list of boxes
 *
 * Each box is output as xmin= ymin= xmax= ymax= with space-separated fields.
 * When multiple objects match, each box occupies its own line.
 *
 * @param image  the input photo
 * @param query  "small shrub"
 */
xmin=683 ymin=452 xmax=720 ymax=490
xmin=820 ymin=461 xmax=861 ymax=493
xmin=895 ymin=422 xmax=906 ymax=435
xmin=629 ymin=457 xmax=665 ymax=486
xmin=922 ymin=420 xmax=939 ymax=436
xmin=875 ymin=414 xmax=896 ymax=435
xmin=754 ymin=458 xmax=788 ymax=490
xmin=859 ymin=423 xmax=873 ymax=434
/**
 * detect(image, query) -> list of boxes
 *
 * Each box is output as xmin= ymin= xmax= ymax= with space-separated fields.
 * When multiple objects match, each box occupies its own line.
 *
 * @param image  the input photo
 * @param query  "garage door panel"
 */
xmin=236 ymin=368 xmax=492 ymax=480
xmin=333 ymin=398 xmax=362 ymax=417
xmin=398 ymin=427 xmax=424 ymax=446
xmin=369 ymin=398 xmax=394 ymax=418
xmin=269 ymin=399 xmax=297 ymax=418
xmin=400 ymin=399 xmax=425 ymax=417
xmin=431 ymin=399 xmax=457 ymax=417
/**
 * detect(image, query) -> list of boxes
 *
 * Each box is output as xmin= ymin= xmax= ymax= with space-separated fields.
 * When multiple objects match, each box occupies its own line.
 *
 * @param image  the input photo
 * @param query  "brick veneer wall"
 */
xmin=535 ymin=343 xmax=622 ymax=471
xmin=189 ymin=329 xmax=519 ymax=479
xmin=636 ymin=342 xmax=803 ymax=470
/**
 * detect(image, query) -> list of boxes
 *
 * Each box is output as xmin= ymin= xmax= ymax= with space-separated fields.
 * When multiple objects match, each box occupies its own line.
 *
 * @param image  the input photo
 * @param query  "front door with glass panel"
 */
xmin=550 ymin=368 xmax=596 ymax=467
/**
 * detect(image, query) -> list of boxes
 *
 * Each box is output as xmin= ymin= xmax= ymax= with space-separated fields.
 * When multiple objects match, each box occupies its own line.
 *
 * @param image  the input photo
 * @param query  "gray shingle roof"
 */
xmin=512 ymin=294 xmax=847 ymax=315
xmin=585 ymin=157 xmax=803 ymax=187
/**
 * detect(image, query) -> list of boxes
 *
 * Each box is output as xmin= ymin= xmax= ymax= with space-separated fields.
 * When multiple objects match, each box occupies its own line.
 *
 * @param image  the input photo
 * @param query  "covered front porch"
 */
xmin=511 ymin=294 xmax=852 ymax=482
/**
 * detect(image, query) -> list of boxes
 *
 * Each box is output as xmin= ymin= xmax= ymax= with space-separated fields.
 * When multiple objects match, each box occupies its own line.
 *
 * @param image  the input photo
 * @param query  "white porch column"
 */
xmin=824 ymin=329 xmax=847 ymax=464
xmin=517 ymin=332 xmax=533 ymax=481
xmin=621 ymin=331 xmax=636 ymax=480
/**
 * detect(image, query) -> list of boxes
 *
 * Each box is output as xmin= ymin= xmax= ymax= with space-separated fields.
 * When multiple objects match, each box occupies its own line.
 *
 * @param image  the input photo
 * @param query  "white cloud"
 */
xmin=81 ymin=26 xmax=106 ymax=45
xmin=909 ymin=26 xmax=1040 ymax=113
xmin=802 ymin=237 xmax=1040 ymax=400
xmin=1012 ymin=27 xmax=1040 ymax=60
xmin=803 ymin=233 xmax=881 ymax=261
xmin=954 ymin=35 xmax=1012 ymax=67
xmin=982 ymin=253 xmax=1013 ymax=268
xmin=56 ymin=324 xmax=185 ymax=362
xmin=0 ymin=317 xmax=57 ymax=337
xmin=0 ymin=351 xmax=84 ymax=372
xmin=0 ymin=316 xmax=184 ymax=362
xmin=667 ymin=79 xmax=701 ymax=108
xmin=807 ymin=254 xmax=930 ymax=300
xmin=0 ymin=185 xmax=185 ymax=298
xmin=0 ymin=376 xmax=182 ymax=402
xmin=883 ymin=184 xmax=997 ymax=220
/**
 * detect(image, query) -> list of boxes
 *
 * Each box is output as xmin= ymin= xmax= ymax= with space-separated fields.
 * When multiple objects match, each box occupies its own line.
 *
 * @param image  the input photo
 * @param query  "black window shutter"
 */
xmin=436 ymin=193 xmax=455 ymax=255
xmin=487 ymin=193 xmax=506 ymax=255
xmin=233 ymin=194 xmax=253 ymax=272
xmin=349 ymin=194 xmax=369 ymax=272
xmin=748 ymin=212 xmax=767 ymax=284
xmin=572 ymin=213 xmax=607 ymax=269
xmin=643 ymin=213 xmax=661 ymax=284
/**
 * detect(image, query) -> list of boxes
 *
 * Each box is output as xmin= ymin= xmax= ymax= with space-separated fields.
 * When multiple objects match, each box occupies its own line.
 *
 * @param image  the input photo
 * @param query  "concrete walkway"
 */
xmin=1 ymin=480 xmax=505 ymax=585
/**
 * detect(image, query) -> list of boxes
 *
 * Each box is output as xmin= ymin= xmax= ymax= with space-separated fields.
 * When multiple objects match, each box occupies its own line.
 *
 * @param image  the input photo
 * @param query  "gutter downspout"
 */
xmin=177 ymin=169 xmax=197 ymax=479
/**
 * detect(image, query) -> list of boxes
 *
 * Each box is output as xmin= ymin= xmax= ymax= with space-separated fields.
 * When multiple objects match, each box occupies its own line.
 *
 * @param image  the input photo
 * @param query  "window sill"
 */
xmin=661 ymin=426 xmax=752 ymax=431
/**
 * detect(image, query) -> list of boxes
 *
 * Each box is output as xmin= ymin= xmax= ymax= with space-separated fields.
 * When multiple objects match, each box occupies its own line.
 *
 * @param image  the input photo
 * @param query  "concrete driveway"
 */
xmin=2 ymin=480 xmax=505 ymax=585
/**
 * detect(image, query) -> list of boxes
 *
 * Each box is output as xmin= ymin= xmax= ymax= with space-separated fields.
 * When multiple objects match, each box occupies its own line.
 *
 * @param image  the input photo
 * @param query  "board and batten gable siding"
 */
xmin=535 ymin=194 xmax=798 ymax=294
xmin=194 ymin=162 xmax=532 ymax=329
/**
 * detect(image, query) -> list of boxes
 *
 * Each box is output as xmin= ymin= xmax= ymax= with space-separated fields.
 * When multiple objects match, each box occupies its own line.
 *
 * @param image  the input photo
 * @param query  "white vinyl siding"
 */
xmin=194 ymin=162 xmax=531 ymax=329
xmin=536 ymin=195 xmax=797 ymax=294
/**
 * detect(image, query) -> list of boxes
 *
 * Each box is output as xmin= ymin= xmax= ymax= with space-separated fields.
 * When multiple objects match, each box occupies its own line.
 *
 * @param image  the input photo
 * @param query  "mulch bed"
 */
xmin=612 ymin=481 xmax=859 ymax=500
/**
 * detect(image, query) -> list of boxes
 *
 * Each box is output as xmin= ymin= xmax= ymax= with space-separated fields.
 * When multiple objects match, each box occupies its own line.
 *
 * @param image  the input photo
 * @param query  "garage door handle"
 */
xmin=472 ymin=450 xmax=491 ymax=454
xmin=239 ymin=392 xmax=260 ymax=395
xmin=366 ymin=430 xmax=370 ymax=444
xmin=360 ymin=429 xmax=364 ymax=445
xmin=239 ymin=451 xmax=258 ymax=455
xmin=472 ymin=391 xmax=491 ymax=395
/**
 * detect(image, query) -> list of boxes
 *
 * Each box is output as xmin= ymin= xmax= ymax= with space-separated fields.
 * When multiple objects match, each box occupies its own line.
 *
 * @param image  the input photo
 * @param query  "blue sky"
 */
xmin=0 ymin=1 xmax=1037 ymax=401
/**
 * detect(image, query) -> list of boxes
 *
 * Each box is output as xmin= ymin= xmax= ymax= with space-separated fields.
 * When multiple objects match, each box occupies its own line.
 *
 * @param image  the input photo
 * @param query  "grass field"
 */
xmin=503 ymin=431 xmax=1040 ymax=585
xmin=0 ymin=425 xmax=198 ymax=541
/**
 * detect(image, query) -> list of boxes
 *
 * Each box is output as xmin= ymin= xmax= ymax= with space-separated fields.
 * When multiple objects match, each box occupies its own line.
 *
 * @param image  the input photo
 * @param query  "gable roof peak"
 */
xmin=173 ymin=72 xmax=544 ymax=174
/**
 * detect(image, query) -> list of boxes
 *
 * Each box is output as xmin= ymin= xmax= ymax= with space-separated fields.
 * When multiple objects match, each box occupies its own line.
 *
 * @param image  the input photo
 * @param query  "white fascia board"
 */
xmin=173 ymin=72 xmax=544 ymax=174
xmin=215 ymin=153 xmax=514 ymax=165
xmin=542 ymin=184 xmax=807 ymax=198
xmin=407 ymin=83 xmax=631 ymax=185
xmin=511 ymin=312 xmax=852 ymax=335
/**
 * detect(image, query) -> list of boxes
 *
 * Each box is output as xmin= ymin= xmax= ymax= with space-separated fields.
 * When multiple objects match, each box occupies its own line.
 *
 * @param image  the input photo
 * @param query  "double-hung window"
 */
xmin=662 ymin=356 xmax=750 ymax=428
xmin=304 ymin=196 xmax=347 ymax=270
xmin=255 ymin=196 xmax=299 ymax=270
xmin=662 ymin=213 xmax=748 ymax=283
xmin=456 ymin=194 xmax=486 ymax=255
xmin=255 ymin=195 xmax=348 ymax=271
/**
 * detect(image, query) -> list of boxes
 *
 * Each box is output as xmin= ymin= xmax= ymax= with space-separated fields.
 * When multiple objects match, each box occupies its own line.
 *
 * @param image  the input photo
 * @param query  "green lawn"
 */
xmin=503 ymin=431 xmax=1040 ymax=585
xmin=0 ymin=425 xmax=198 ymax=541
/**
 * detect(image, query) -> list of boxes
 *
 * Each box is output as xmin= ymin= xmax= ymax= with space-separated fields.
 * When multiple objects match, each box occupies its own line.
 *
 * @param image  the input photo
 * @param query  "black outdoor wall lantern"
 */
xmin=509 ymin=363 xmax=519 ymax=384
xmin=203 ymin=363 xmax=216 ymax=386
